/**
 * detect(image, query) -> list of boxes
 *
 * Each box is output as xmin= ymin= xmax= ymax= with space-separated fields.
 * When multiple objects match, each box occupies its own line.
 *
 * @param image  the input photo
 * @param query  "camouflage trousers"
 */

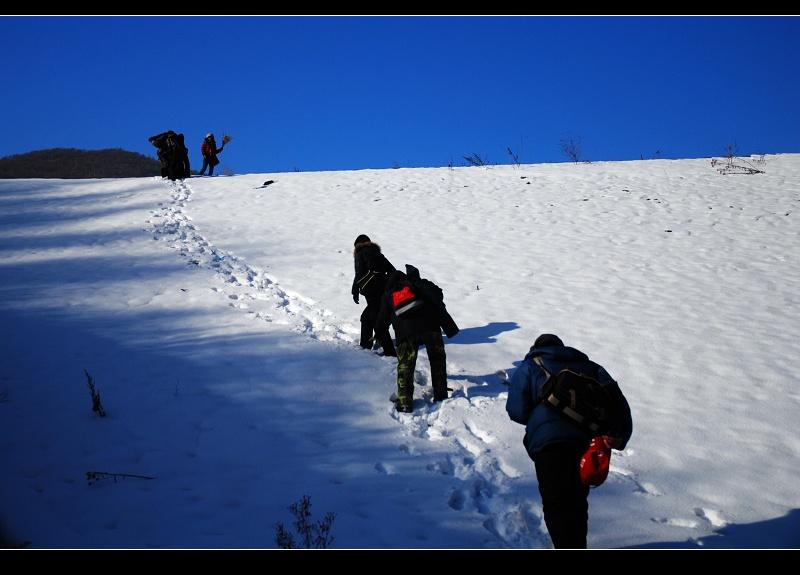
xmin=396 ymin=330 xmax=447 ymax=407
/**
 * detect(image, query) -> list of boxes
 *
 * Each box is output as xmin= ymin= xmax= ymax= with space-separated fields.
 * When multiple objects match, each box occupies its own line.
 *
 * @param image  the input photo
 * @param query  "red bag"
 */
xmin=579 ymin=436 xmax=611 ymax=487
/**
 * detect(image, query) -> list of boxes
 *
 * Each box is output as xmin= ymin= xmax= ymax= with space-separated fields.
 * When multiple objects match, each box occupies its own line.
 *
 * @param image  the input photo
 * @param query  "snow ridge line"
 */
xmin=147 ymin=178 xmax=354 ymax=345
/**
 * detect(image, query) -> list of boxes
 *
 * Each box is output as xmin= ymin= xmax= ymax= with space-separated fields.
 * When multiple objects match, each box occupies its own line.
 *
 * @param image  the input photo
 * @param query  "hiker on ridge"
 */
xmin=198 ymin=133 xmax=227 ymax=176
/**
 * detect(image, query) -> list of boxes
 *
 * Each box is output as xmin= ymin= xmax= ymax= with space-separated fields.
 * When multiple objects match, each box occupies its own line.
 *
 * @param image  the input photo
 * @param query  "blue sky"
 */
xmin=2 ymin=16 xmax=799 ymax=174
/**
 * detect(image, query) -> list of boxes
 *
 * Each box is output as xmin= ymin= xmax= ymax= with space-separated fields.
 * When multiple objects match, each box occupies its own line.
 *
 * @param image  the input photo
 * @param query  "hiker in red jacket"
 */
xmin=198 ymin=133 xmax=225 ymax=176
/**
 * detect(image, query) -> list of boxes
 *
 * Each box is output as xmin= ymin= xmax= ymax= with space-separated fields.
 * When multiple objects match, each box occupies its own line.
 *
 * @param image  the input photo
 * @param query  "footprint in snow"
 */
xmin=464 ymin=420 xmax=494 ymax=444
xmin=694 ymin=507 xmax=728 ymax=528
xmin=455 ymin=435 xmax=484 ymax=458
xmin=374 ymin=462 xmax=396 ymax=475
xmin=398 ymin=443 xmax=417 ymax=455
xmin=448 ymin=488 xmax=466 ymax=511
xmin=426 ymin=459 xmax=455 ymax=476
xmin=470 ymin=479 xmax=493 ymax=515
xmin=652 ymin=517 xmax=700 ymax=529
xmin=637 ymin=481 xmax=663 ymax=496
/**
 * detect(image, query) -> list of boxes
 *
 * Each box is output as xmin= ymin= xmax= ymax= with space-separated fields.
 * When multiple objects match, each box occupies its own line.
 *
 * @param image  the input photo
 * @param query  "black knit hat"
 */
xmin=354 ymin=234 xmax=370 ymax=246
xmin=533 ymin=333 xmax=564 ymax=348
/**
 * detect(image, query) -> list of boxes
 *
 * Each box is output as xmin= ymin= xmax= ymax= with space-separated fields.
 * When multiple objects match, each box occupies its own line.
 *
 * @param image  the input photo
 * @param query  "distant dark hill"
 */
xmin=0 ymin=148 xmax=162 ymax=179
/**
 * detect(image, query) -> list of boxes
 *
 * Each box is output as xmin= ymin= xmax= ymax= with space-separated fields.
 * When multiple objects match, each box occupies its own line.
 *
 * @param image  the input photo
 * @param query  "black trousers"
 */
xmin=532 ymin=441 xmax=591 ymax=549
xmin=360 ymin=296 xmax=395 ymax=355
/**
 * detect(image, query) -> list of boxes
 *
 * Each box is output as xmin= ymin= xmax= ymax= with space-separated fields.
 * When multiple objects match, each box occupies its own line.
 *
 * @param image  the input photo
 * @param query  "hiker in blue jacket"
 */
xmin=506 ymin=334 xmax=632 ymax=549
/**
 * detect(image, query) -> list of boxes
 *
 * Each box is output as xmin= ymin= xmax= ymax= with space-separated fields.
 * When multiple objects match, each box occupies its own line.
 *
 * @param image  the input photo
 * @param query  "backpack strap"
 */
xmin=532 ymin=355 xmax=551 ymax=378
xmin=532 ymin=355 xmax=555 ymax=407
xmin=533 ymin=355 xmax=608 ymax=434
xmin=356 ymin=269 xmax=377 ymax=290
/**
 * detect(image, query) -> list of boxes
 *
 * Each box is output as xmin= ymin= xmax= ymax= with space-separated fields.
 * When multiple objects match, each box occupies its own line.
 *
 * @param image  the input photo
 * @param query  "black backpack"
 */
xmin=390 ymin=282 xmax=425 ymax=316
xmin=404 ymin=264 xmax=459 ymax=337
xmin=148 ymin=131 xmax=180 ymax=174
xmin=532 ymin=356 xmax=624 ymax=435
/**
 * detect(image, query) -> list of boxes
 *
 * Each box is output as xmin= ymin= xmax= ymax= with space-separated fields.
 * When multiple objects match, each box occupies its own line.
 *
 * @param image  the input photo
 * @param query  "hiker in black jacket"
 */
xmin=375 ymin=269 xmax=451 ymax=413
xmin=148 ymin=130 xmax=190 ymax=181
xmin=351 ymin=235 xmax=396 ymax=357
xmin=174 ymin=133 xmax=191 ymax=179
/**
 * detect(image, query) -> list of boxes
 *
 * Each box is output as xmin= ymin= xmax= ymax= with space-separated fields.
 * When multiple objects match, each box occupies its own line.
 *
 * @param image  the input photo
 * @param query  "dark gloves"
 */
xmin=353 ymin=293 xmax=359 ymax=304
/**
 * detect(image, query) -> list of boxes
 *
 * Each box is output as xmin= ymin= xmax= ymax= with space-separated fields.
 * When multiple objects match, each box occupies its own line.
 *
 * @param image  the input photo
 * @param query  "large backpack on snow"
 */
xmin=532 ymin=355 xmax=626 ymax=436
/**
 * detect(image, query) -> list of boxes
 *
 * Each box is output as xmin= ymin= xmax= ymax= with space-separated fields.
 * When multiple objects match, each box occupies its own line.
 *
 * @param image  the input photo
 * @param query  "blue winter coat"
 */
xmin=505 ymin=345 xmax=632 ymax=457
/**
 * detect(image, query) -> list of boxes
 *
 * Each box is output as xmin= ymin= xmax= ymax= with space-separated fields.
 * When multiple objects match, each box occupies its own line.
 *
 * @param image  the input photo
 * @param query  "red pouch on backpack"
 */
xmin=579 ymin=436 xmax=611 ymax=487
xmin=391 ymin=285 xmax=424 ymax=316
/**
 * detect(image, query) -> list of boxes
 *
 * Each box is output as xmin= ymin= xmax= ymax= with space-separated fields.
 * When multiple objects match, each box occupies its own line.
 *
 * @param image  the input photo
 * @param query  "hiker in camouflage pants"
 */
xmin=375 ymin=269 xmax=451 ymax=413
xmin=396 ymin=331 xmax=447 ymax=408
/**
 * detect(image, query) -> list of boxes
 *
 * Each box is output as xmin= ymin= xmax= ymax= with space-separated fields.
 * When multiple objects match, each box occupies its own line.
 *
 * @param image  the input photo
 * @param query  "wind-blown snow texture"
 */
xmin=1 ymin=155 xmax=799 ymax=548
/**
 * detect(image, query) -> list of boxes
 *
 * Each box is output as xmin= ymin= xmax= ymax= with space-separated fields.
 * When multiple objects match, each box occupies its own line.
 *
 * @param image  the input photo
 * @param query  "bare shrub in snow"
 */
xmin=463 ymin=153 xmax=488 ymax=167
xmin=84 ymin=369 xmax=106 ymax=417
xmin=86 ymin=471 xmax=155 ymax=485
xmin=560 ymin=137 xmax=581 ymax=164
xmin=275 ymin=495 xmax=336 ymax=549
xmin=507 ymin=146 xmax=521 ymax=168
xmin=711 ymin=144 xmax=765 ymax=175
